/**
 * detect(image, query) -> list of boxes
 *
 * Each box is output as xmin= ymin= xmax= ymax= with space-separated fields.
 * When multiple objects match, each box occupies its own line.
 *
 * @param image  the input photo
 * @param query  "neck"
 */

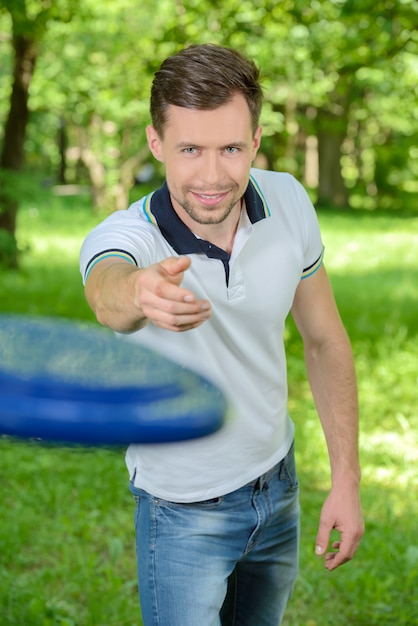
xmin=177 ymin=198 xmax=244 ymax=254
xmin=206 ymin=215 xmax=241 ymax=254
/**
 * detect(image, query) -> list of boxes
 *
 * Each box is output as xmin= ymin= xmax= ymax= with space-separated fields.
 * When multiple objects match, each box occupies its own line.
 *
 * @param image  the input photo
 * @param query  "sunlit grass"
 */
xmin=0 ymin=192 xmax=417 ymax=625
xmin=282 ymin=209 xmax=417 ymax=625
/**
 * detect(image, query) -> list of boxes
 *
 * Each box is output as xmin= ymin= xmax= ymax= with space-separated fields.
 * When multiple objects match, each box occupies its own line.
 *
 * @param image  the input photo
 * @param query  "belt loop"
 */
xmin=278 ymin=456 xmax=286 ymax=480
xmin=255 ymin=474 xmax=267 ymax=492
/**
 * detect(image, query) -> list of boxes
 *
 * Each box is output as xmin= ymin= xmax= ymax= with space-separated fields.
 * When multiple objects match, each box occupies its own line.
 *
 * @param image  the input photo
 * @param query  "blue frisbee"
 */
xmin=0 ymin=316 xmax=226 ymax=445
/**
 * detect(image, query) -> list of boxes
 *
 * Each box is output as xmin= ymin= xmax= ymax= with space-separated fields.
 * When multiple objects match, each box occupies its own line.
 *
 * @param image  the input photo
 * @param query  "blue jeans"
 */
xmin=129 ymin=442 xmax=300 ymax=626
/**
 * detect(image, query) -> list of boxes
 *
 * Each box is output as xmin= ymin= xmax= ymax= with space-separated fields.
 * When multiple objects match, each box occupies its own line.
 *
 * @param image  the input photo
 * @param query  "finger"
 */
xmin=153 ymin=309 xmax=211 ymax=332
xmin=162 ymin=301 xmax=211 ymax=323
xmin=148 ymin=281 xmax=211 ymax=312
xmin=315 ymin=524 xmax=332 ymax=558
xmin=155 ymin=319 xmax=206 ymax=333
xmin=160 ymin=256 xmax=192 ymax=281
xmin=142 ymin=294 xmax=211 ymax=330
xmin=323 ymin=537 xmax=358 ymax=570
xmin=324 ymin=550 xmax=350 ymax=570
xmin=154 ymin=281 xmax=202 ymax=305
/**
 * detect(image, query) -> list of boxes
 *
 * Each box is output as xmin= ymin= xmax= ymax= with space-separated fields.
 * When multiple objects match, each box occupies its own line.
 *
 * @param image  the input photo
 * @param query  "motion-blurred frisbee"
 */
xmin=0 ymin=315 xmax=226 ymax=445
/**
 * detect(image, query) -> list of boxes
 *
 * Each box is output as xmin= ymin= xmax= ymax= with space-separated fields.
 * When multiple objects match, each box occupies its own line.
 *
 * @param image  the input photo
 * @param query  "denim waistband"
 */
xmin=252 ymin=440 xmax=294 ymax=491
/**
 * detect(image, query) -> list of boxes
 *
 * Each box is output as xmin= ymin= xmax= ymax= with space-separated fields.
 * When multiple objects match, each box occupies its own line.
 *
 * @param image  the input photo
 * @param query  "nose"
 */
xmin=199 ymin=151 xmax=224 ymax=186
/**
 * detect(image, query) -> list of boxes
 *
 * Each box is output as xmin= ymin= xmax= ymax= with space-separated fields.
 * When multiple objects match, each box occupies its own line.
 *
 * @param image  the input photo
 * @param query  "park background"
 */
xmin=0 ymin=1 xmax=417 ymax=624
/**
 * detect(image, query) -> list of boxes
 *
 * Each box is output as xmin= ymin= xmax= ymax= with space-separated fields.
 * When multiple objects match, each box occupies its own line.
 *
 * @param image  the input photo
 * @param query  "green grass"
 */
xmin=0 ymin=191 xmax=417 ymax=625
xmin=284 ymin=211 xmax=418 ymax=625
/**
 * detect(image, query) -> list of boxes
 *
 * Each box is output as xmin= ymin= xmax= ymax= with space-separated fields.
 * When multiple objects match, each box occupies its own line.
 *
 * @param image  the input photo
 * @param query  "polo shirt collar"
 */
xmin=147 ymin=175 xmax=270 ymax=257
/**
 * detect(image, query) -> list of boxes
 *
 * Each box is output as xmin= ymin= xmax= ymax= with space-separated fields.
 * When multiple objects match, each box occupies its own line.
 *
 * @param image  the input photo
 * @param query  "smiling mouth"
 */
xmin=191 ymin=190 xmax=230 ymax=205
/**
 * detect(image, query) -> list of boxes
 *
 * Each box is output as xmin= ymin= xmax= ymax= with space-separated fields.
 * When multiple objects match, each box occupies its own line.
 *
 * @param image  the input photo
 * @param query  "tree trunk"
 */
xmin=317 ymin=122 xmax=348 ymax=208
xmin=315 ymin=72 xmax=358 ymax=209
xmin=80 ymin=147 xmax=107 ymax=210
xmin=57 ymin=117 xmax=68 ymax=184
xmin=316 ymin=107 xmax=349 ymax=208
xmin=113 ymin=146 xmax=150 ymax=211
xmin=0 ymin=32 xmax=37 ymax=268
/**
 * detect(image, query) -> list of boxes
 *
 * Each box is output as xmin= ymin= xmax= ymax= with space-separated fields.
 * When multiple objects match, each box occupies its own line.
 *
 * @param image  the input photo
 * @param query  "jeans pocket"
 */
xmin=155 ymin=496 xmax=224 ymax=510
xmin=280 ymin=442 xmax=299 ymax=491
xmin=129 ymin=481 xmax=143 ymax=530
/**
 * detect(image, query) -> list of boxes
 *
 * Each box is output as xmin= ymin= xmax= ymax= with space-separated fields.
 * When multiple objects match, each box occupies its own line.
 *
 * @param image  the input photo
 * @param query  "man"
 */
xmin=80 ymin=44 xmax=363 ymax=626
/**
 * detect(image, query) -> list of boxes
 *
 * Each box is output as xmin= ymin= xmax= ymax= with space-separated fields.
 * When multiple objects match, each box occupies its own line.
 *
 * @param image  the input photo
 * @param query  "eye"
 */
xmin=224 ymin=146 xmax=240 ymax=155
xmin=182 ymin=147 xmax=198 ymax=155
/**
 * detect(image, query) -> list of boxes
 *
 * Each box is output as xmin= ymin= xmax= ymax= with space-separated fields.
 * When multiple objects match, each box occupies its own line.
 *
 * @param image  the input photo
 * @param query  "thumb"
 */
xmin=160 ymin=256 xmax=191 ymax=280
xmin=315 ymin=519 xmax=332 ymax=557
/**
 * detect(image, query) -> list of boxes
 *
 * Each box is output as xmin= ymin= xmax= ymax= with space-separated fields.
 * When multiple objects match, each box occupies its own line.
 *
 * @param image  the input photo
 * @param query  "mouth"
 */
xmin=190 ymin=190 xmax=230 ymax=207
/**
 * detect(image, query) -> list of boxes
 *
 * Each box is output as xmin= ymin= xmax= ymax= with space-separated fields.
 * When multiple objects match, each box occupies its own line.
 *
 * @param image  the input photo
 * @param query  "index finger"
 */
xmin=153 ymin=279 xmax=205 ymax=306
xmin=324 ymin=535 xmax=359 ymax=570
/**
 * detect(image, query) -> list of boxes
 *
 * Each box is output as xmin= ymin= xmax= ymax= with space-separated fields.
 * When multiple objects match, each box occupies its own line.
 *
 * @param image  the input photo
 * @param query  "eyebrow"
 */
xmin=175 ymin=141 xmax=249 ymax=150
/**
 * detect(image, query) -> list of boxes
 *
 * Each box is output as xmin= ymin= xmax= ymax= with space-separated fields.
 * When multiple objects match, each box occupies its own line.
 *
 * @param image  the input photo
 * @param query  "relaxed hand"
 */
xmin=315 ymin=485 xmax=364 ymax=570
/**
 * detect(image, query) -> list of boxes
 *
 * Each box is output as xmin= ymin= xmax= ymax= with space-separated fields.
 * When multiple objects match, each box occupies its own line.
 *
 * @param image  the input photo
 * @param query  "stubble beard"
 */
xmin=172 ymin=184 xmax=242 ymax=226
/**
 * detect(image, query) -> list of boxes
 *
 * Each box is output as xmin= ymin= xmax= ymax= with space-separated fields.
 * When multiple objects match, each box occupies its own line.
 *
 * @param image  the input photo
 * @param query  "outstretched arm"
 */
xmin=291 ymin=264 xmax=364 ymax=570
xmin=84 ymin=256 xmax=211 ymax=333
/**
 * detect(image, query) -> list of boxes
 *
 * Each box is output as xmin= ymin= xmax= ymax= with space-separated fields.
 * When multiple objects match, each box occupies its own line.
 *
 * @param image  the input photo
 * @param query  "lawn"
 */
xmin=0 ymin=190 xmax=417 ymax=625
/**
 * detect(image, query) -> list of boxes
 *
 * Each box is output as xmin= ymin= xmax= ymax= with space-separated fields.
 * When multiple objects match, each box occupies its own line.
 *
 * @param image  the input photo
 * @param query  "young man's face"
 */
xmin=146 ymin=94 xmax=262 ymax=233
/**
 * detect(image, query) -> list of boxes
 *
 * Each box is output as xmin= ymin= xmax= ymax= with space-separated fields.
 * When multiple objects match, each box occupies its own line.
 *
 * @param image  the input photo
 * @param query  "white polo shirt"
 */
xmin=80 ymin=168 xmax=323 ymax=502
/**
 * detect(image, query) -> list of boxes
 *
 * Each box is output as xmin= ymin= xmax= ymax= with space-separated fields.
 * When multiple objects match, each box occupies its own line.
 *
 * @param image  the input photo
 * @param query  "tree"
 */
xmin=289 ymin=0 xmax=418 ymax=207
xmin=0 ymin=0 xmax=80 ymax=268
xmin=28 ymin=0 xmax=176 ymax=212
xmin=1 ymin=0 xmax=416 ymax=251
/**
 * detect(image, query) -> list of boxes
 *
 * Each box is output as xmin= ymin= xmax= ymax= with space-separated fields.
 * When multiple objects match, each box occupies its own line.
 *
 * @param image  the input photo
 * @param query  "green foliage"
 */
xmin=0 ymin=227 xmax=17 ymax=265
xmin=0 ymin=12 xmax=12 ymax=118
xmin=0 ymin=195 xmax=417 ymax=625
xmin=0 ymin=0 xmax=83 ymax=37
xmin=1 ymin=0 xmax=416 ymax=212
xmin=0 ymin=185 xmax=100 ymax=317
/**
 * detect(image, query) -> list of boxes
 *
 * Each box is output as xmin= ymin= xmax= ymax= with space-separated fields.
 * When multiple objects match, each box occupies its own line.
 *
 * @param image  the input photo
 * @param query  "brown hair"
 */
xmin=150 ymin=44 xmax=263 ymax=137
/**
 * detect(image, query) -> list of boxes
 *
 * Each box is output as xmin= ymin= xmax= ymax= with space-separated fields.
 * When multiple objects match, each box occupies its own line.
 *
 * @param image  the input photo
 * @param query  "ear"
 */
xmin=146 ymin=125 xmax=164 ymax=163
xmin=252 ymin=125 xmax=263 ymax=160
